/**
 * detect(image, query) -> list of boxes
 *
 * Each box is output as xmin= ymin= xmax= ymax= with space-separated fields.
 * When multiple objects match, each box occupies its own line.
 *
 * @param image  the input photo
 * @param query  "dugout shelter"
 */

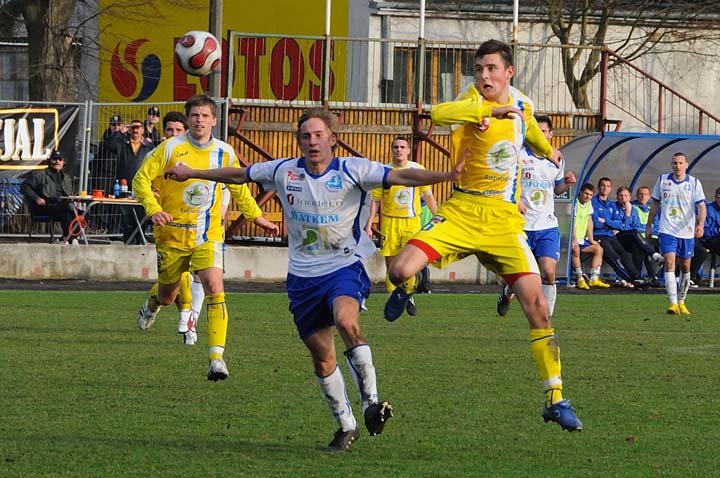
xmin=558 ymin=131 xmax=720 ymax=281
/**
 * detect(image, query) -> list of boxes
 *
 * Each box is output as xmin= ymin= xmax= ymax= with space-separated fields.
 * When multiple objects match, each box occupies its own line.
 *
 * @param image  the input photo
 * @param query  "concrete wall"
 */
xmin=0 ymin=244 xmax=494 ymax=284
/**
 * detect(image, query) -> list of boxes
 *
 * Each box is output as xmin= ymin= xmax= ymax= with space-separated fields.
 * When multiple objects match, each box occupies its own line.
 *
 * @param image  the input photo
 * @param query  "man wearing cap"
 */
xmin=144 ymin=107 xmax=162 ymax=146
xmin=98 ymin=113 xmax=126 ymax=159
xmin=21 ymin=150 xmax=76 ymax=242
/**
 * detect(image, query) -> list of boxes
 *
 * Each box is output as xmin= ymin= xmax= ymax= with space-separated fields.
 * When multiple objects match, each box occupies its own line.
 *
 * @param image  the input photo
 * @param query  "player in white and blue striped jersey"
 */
xmin=165 ymin=108 xmax=464 ymax=451
xmin=646 ymin=152 xmax=706 ymax=315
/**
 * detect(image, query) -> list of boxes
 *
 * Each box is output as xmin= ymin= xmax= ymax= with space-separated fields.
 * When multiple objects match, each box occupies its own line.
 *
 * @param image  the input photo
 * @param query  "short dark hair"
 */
xmin=598 ymin=177 xmax=613 ymax=187
xmin=392 ymin=136 xmax=410 ymax=147
xmin=296 ymin=108 xmax=339 ymax=142
xmin=580 ymin=183 xmax=595 ymax=193
xmin=162 ymin=111 xmax=188 ymax=131
xmin=672 ymin=152 xmax=687 ymax=162
xmin=616 ymin=186 xmax=630 ymax=195
xmin=535 ymin=114 xmax=552 ymax=130
xmin=185 ymin=94 xmax=216 ymax=118
xmin=636 ymin=186 xmax=651 ymax=194
xmin=475 ymin=39 xmax=513 ymax=67
xmin=715 ymin=186 xmax=720 ymax=195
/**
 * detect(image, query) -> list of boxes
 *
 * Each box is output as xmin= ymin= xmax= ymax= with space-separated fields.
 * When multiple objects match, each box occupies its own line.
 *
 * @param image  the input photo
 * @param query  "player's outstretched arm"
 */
xmin=165 ymin=164 xmax=248 ymax=184
xmin=386 ymin=149 xmax=467 ymax=187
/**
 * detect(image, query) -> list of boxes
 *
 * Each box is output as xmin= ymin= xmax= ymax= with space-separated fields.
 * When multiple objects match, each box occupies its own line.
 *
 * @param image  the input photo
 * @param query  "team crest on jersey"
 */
xmin=183 ymin=182 xmax=210 ymax=207
xmin=394 ymin=189 xmax=411 ymax=206
xmin=529 ymin=189 xmax=547 ymax=206
xmin=668 ymin=206 xmax=683 ymax=222
xmin=326 ymin=173 xmax=343 ymax=191
xmin=487 ymin=140 xmax=518 ymax=173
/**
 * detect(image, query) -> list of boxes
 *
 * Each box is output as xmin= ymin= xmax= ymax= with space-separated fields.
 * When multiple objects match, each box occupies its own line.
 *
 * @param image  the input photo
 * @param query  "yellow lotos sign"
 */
xmin=98 ymin=0 xmax=348 ymax=102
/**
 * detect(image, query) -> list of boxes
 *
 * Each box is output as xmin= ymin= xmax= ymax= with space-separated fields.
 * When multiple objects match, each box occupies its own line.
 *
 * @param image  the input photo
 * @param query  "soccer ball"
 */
xmin=174 ymin=30 xmax=221 ymax=76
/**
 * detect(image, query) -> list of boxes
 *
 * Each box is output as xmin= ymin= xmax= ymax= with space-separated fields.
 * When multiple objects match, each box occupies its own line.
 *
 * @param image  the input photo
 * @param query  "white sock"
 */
xmin=678 ymin=272 xmax=691 ymax=302
xmin=665 ymin=271 xmax=678 ymax=304
xmin=178 ymin=309 xmax=192 ymax=333
xmin=573 ymin=266 xmax=583 ymax=278
xmin=190 ymin=278 xmax=205 ymax=316
xmin=542 ymin=284 xmax=557 ymax=317
xmin=345 ymin=344 xmax=378 ymax=412
xmin=590 ymin=267 xmax=601 ymax=279
xmin=317 ymin=366 xmax=357 ymax=432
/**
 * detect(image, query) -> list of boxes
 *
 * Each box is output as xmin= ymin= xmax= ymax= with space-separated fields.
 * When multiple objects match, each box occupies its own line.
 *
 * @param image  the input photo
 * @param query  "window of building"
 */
xmin=383 ymin=46 xmax=474 ymax=104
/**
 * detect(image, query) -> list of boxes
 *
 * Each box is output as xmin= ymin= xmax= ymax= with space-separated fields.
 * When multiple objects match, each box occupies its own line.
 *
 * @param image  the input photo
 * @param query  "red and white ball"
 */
xmin=174 ymin=30 xmax=221 ymax=76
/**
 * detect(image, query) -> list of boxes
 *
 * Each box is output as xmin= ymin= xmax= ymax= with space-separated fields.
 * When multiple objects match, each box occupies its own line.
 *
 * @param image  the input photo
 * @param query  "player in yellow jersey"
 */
xmin=133 ymin=95 xmax=279 ymax=381
xmin=384 ymin=39 xmax=583 ymax=431
xmin=365 ymin=137 xmax=437 ymax=316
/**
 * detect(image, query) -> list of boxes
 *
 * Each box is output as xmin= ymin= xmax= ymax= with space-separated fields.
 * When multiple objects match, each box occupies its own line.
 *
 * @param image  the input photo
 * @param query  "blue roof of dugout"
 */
xmin=554 ymin=132 xmax=718 ymax=280
xmin=561 ymin=131 xmax=720 ymax=193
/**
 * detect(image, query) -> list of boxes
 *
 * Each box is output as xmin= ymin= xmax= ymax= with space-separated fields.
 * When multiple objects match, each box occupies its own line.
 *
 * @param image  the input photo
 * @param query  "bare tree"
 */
xmin=545 ymin=0 xmax=720 ymax=109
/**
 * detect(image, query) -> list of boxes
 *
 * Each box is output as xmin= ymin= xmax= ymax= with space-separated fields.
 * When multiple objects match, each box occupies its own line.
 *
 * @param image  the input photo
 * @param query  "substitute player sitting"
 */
xmin=133 ymin=95 xmax=278 ymax=381
xmin=383 ymin=39 xmax=583 ymax=432
xmin=571 ymin=183 xmax=610 ymax=289
xmin=365 ymin=137 xmax=437 ymax=316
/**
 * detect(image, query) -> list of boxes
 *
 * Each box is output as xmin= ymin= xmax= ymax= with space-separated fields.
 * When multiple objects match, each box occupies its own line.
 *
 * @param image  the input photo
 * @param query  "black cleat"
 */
xmin=384 ymin=288 xmax=411 ymax=321
xmin=364 ymin=401 xmax=394 ymax=436
xmin=406 ymin=296 xmax=417 ymax=316
xmin=327 ymin=427 xmax=360 ymax=452
xmin=496 ymin=288 xmax=514 ymax=317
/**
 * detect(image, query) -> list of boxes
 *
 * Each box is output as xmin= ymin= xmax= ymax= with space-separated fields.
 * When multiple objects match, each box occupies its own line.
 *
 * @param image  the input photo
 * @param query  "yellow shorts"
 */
xmin=409 ymin=192 xmax=539 ymax=277
xmin=380 ymin=215 xmax=422 ymax=257
xmin=155 ymin=241 xmax=224 ymax=285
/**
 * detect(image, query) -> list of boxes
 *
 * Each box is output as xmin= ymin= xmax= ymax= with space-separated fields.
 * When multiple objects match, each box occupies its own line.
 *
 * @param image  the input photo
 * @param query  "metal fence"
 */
xmin=0 ymin=100 xmax=228 ymax=241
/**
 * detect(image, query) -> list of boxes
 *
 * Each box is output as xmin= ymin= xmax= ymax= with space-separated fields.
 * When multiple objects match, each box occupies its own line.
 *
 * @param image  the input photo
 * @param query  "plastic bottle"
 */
xmin=113 ymin=179 xmax=120 ymax=198
xmin=120 ymin=178 xmax=128 ymax=197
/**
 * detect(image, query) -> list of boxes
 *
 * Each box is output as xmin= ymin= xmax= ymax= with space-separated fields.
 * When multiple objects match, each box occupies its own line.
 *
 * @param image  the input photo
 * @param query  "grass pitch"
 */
xmin=1 ymin=290 xmax=719 ymax=477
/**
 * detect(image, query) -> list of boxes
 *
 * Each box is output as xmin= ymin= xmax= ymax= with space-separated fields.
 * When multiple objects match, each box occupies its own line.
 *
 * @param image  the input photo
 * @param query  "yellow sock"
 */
xmin=385 ymin=274 xmax=395 ymax=294
xmin=402 ymin=273 xmax=417 ymax=294
xmin=148 ymin=283 xmax=161 ymax=312
xmin=175 ymin=271 xmax=193 ymax=313
xmin=206 ymin=292 xmax=228 ymax=360
xmin=529 ymin=328 xmax=564 ymax=406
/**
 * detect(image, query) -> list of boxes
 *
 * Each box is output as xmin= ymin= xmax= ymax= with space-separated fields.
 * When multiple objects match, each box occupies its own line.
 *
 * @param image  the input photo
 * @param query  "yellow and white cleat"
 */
xmin=588 ymin=277 xmax=610 ymax=289
xmin=576 ymin=277 xmax=590 ymax=290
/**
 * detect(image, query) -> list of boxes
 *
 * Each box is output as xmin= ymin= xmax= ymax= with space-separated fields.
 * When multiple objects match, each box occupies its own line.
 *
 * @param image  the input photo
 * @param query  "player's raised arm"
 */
xmin=387 ymin=149 xmax=467 ymax=187
xmin=165 ymin=163 xmax=248 ymax=184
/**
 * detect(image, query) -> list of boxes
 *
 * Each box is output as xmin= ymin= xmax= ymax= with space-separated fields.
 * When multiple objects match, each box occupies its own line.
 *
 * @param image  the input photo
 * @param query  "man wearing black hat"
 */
xmin=144 ymin=106 xmax=161 ymax=146
xmin=97 ymin=113 xmax=126 ymax=159
xmin=21 ymin=150 xmax=76 ymax=242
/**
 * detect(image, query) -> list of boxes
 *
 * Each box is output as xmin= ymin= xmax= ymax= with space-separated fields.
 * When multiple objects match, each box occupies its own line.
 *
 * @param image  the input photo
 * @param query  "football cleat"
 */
xmin=406 ymin=296 xmax=417 ymax=316
xmin=652 ymin=252 xmax=665 ymax=266
xmin=496 ymin=287 xmax=514 ymax=316
xmin=576 ymin=277 xmax=590 ymax=290
xmin=384 ymin=287 xmax=411 ymax=322
xmin=327 ymin=427 xmax=360 ymax=452
xmin=588 ymin=277 xmax=610 ymax=289
xmin=666 ymin=303 xmax=680 ymax=315
xmin=364 ymin=401 xmax=394 ymax=436
xmin=207 ymin=358 xmax=229 ymax=381
xmin=678 ymin=302 xmax=690 ymax=315
xmin=542 ymin=399 xmax=584 ymax=432
xmin=180 ymin=311 xmax=198 ymax=345
xmin=137 ymin=299 xmax=160 ymax=331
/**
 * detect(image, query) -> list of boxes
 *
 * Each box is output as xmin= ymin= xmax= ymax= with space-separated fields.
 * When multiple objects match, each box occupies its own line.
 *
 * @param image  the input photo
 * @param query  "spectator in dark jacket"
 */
xmin=21 ymin=150 xmax=76 ymax=241
xmin=144 ymin=106 xmax=162 ymax=146
xmin=114 ymin=119 xmax=154 ymax=244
